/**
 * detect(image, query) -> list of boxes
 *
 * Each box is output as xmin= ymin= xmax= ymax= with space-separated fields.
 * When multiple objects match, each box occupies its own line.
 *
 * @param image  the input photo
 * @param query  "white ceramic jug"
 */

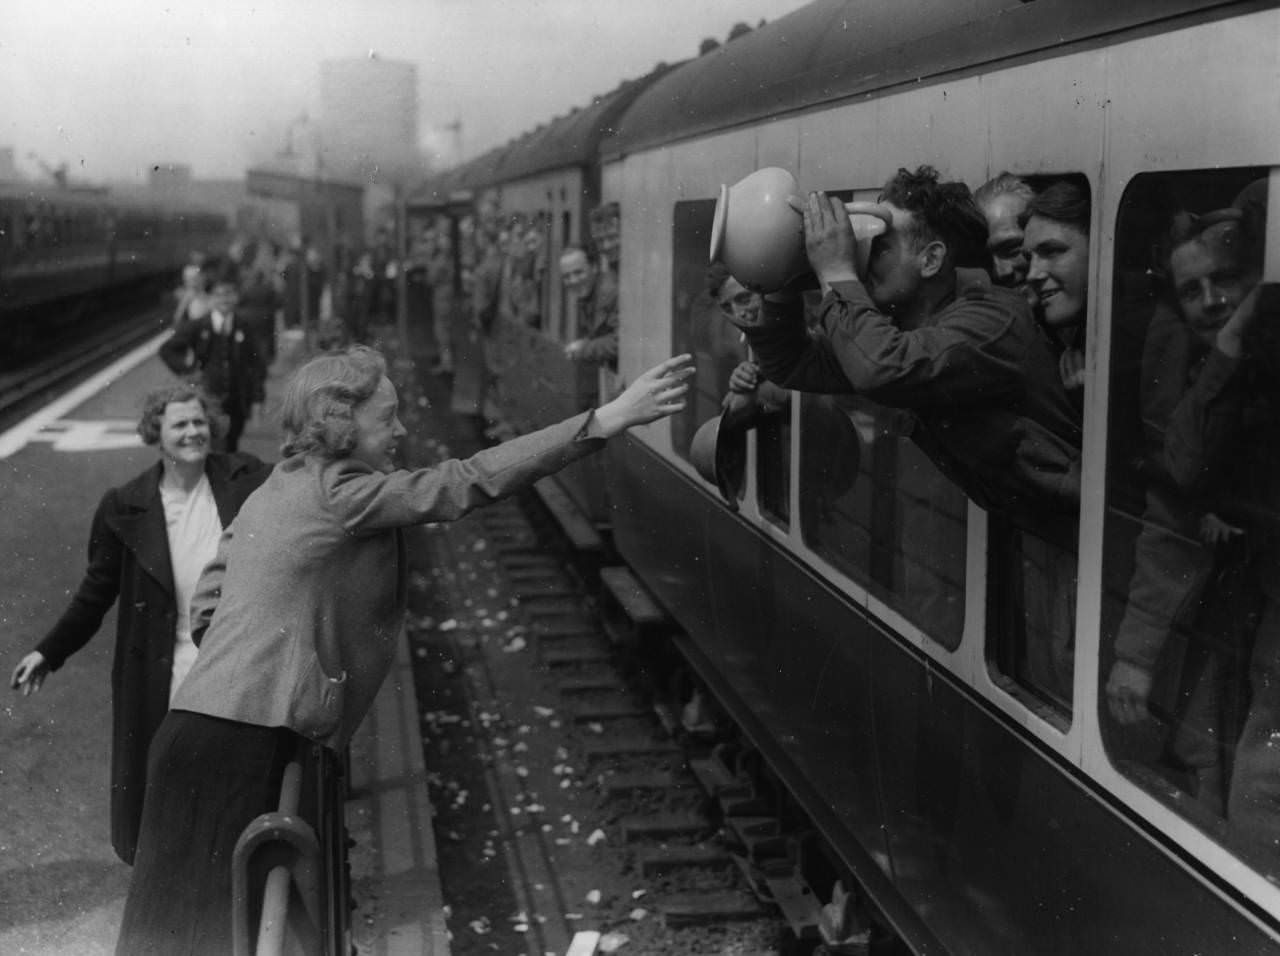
xmin=709 ymin=167 xmax=892 ymax=292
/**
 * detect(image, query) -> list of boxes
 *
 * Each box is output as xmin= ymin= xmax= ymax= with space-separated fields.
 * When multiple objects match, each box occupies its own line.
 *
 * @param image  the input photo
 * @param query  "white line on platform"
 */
xmin=565 ymin=931 xmax=600 ymax=956
xmin=0 ymin=331 xmax=170 ymax=459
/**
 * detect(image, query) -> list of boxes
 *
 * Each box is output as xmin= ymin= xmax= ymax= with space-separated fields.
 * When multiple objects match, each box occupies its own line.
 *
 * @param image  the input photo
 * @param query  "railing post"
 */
xmin=231 ymin=758 xmax=323 ymax=956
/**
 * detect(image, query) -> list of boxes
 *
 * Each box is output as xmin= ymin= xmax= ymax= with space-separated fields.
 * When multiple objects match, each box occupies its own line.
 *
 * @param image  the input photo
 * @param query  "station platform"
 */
xmin=0 ymin=328 xmax=448 ymax=955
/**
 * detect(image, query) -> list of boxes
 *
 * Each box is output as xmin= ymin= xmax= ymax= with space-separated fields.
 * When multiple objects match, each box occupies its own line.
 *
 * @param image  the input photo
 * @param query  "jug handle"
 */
xmin=843 ymin=201 xmax=893 ymax=231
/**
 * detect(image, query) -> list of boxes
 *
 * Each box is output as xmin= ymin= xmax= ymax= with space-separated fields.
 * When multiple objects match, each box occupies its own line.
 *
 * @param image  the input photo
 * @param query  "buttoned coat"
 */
xmin=35 ymin=452 xmax=271 ymax=863
xmin=160 ymin=314 xmax=267 ymax=416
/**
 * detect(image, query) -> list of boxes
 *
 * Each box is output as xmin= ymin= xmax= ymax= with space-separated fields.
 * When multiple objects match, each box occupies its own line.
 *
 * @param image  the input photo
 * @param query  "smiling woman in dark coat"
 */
xmin=9 ymin=383 xmax=271 ymax=864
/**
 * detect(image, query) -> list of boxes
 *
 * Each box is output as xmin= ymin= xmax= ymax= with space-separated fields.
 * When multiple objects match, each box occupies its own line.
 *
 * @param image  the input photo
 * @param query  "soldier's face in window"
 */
xmin=1024 ymin=215 xmax=1089 ymax=330
xmin=1170 ymin=226 xmax=1259 ymax=347
xmin=560 ymin=251 xmax=596 ymax=301
xmin=864 ymin=205 xmax=926 ymax=312
xmin=717 ymin=276 xmax=760 ymax=327
xmin=980 ymin=193 xmax=1030 ymax=290
xmin=592 ymin=218 xmax=620 ymax=263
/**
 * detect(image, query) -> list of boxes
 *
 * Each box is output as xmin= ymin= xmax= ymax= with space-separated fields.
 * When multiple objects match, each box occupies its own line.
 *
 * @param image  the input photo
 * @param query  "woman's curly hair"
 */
xmin=280 ymin=346 xmax=387 ymax=459
xmin=137 ymin=384 xmax=226 ymax=445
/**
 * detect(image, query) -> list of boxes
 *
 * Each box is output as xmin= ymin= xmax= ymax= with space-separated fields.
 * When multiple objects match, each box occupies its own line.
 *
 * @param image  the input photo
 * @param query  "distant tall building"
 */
xmin=320 ymin=57 xmax=419 ymax=182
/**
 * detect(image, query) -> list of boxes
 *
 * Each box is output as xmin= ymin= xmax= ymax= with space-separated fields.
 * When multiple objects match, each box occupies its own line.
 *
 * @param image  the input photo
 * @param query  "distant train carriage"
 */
xmin=0 ymin=182 xmax=228 ymax=359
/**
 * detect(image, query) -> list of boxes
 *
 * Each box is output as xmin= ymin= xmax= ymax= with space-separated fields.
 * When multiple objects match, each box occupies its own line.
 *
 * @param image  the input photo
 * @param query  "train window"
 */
xmin=980 ymin=174 xmax=1092 ymax=722
xmin=670 ymin=198 xmax=792 ymax=524
xmin=756 ymin=409 xmax=790 ymax=526
xmin=559 ymin=211 xmax=573 ymax=341
xmin=801 ymin=392 xmax=966 ymax=650
xmin=670 ymin=199 xmax=747 ymax=461
xmin=1099 ymin=167 xmax=1277 ymax=876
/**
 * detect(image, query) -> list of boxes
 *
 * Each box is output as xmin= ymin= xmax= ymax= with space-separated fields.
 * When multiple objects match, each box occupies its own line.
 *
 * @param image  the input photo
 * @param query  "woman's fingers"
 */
xmin=649 ymin=353 xmax=694 ymax=377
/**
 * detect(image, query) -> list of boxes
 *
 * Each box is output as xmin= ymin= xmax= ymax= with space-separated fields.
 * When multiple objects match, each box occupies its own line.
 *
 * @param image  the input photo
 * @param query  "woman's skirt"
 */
xmin=115 ymin=710 xmax=302 ymax=956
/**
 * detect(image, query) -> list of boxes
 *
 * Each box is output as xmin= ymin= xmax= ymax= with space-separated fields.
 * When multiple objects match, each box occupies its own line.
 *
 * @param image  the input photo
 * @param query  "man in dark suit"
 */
xmin=160 ymin=268 xmax=267 ymax=452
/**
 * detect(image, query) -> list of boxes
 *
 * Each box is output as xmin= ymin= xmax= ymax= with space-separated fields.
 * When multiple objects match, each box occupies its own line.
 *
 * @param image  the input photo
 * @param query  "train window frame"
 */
xmin=669 ymin=197 xmax=744 ymax=470
xmin=796 ymin=388 xmax=969 ymax=654
xmin=754 ymin=406 xmax=791 ymax=529
xmin=976 ymin=172 xmax=1093 ymax=734
xmin=778 ymin=183 xmax=974 ymax=670
xmin=1085 ymin=165 xmax=1280 ymax=902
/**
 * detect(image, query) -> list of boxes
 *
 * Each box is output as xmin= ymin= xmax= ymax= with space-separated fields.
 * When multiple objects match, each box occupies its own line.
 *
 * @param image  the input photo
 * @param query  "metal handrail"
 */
xmin=231 ymin=745 xmax=351 ymax=956
xmin=256 ymin=761 xmax=305 ymax=954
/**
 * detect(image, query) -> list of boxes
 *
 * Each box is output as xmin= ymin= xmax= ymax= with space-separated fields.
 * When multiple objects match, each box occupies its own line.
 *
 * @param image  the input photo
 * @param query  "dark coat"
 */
xmin=35 ymin=452 xmax=271 ymax=863
xmin=160 ymin=314 xmax=267 ymax=413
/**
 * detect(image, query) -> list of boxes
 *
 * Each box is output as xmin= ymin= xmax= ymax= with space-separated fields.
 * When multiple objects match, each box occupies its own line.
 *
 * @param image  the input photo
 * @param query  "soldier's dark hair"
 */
xmin=880 ymin=165 xmax=989 ymax=269
xmin=1021 ymin=180 xmax=1091 ymax=235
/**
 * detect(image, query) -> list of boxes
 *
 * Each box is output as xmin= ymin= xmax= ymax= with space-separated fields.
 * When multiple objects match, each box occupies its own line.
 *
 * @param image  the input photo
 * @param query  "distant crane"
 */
xmin=27 ymin=151 xmax=68 ymax=189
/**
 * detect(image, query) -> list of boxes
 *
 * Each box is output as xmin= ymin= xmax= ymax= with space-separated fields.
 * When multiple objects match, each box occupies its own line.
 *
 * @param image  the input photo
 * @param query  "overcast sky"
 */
xmin=1 ymin=0 xmax=805 ymax=184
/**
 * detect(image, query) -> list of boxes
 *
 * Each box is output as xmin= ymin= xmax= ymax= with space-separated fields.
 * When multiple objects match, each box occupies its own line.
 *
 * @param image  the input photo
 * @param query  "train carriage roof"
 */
xmin=410 ymin=145 xmax=506 ymax=210
xmin=411 ymin=63 xmax=676 ymax=208
xmin=605 ymin=0 xmax=1260 ymax=158
xmin=490 ymin=64 xmax=675 ymax=183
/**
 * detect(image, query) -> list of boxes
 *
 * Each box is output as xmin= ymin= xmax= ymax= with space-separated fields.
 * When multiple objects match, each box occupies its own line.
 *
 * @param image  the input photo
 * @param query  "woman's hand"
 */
xmin=593 ymin=355 xmax=695 ymax=437
xmin=10 ymin=651 xmax=50 ymax=697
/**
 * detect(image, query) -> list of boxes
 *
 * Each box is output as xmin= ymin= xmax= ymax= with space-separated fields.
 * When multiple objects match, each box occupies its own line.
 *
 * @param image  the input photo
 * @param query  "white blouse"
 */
xmin=159 ymin=475 xmax=223 ymax=701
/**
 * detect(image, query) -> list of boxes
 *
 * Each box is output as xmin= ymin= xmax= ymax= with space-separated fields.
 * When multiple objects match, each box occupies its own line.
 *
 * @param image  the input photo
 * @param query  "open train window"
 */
xmin=756 ymin=410 xmax=790 ymax=526
xmin=670 ymin=198 xmax=793 ymax=527
xmin=671 ymin=199 xmax=748 ymax=462
xmin=981 ymin=173 xmax=1092 ymax=723
xmin=801 ymin=392 xmax=966 ymax=650
xmin=1098 ymin=167 xmax=1278 ymax=877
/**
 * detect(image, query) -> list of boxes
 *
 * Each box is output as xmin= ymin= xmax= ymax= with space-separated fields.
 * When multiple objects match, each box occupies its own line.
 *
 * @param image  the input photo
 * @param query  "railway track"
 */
xmin=0 ymin=298 xmax=168 ymax=426
xmin=404 ymin=479 xmax=899 ymax=956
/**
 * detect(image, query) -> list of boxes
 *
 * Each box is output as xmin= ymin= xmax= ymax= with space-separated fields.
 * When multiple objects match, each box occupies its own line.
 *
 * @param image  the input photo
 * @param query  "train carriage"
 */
xmin=593 ymin=0 xmax=1280 ymax=952
xmin=410 ymin=66 xmax=672 ymax=530
xmin=0 ymin=182 xmax=228 ymax=361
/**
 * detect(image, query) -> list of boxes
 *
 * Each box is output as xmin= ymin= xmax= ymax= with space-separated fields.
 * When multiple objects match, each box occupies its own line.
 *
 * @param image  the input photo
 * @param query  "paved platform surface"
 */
xmin=0 ymin=327 xmax=448 ymax=955
xmin=348 ymin=633 xmax=450 ymax=956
